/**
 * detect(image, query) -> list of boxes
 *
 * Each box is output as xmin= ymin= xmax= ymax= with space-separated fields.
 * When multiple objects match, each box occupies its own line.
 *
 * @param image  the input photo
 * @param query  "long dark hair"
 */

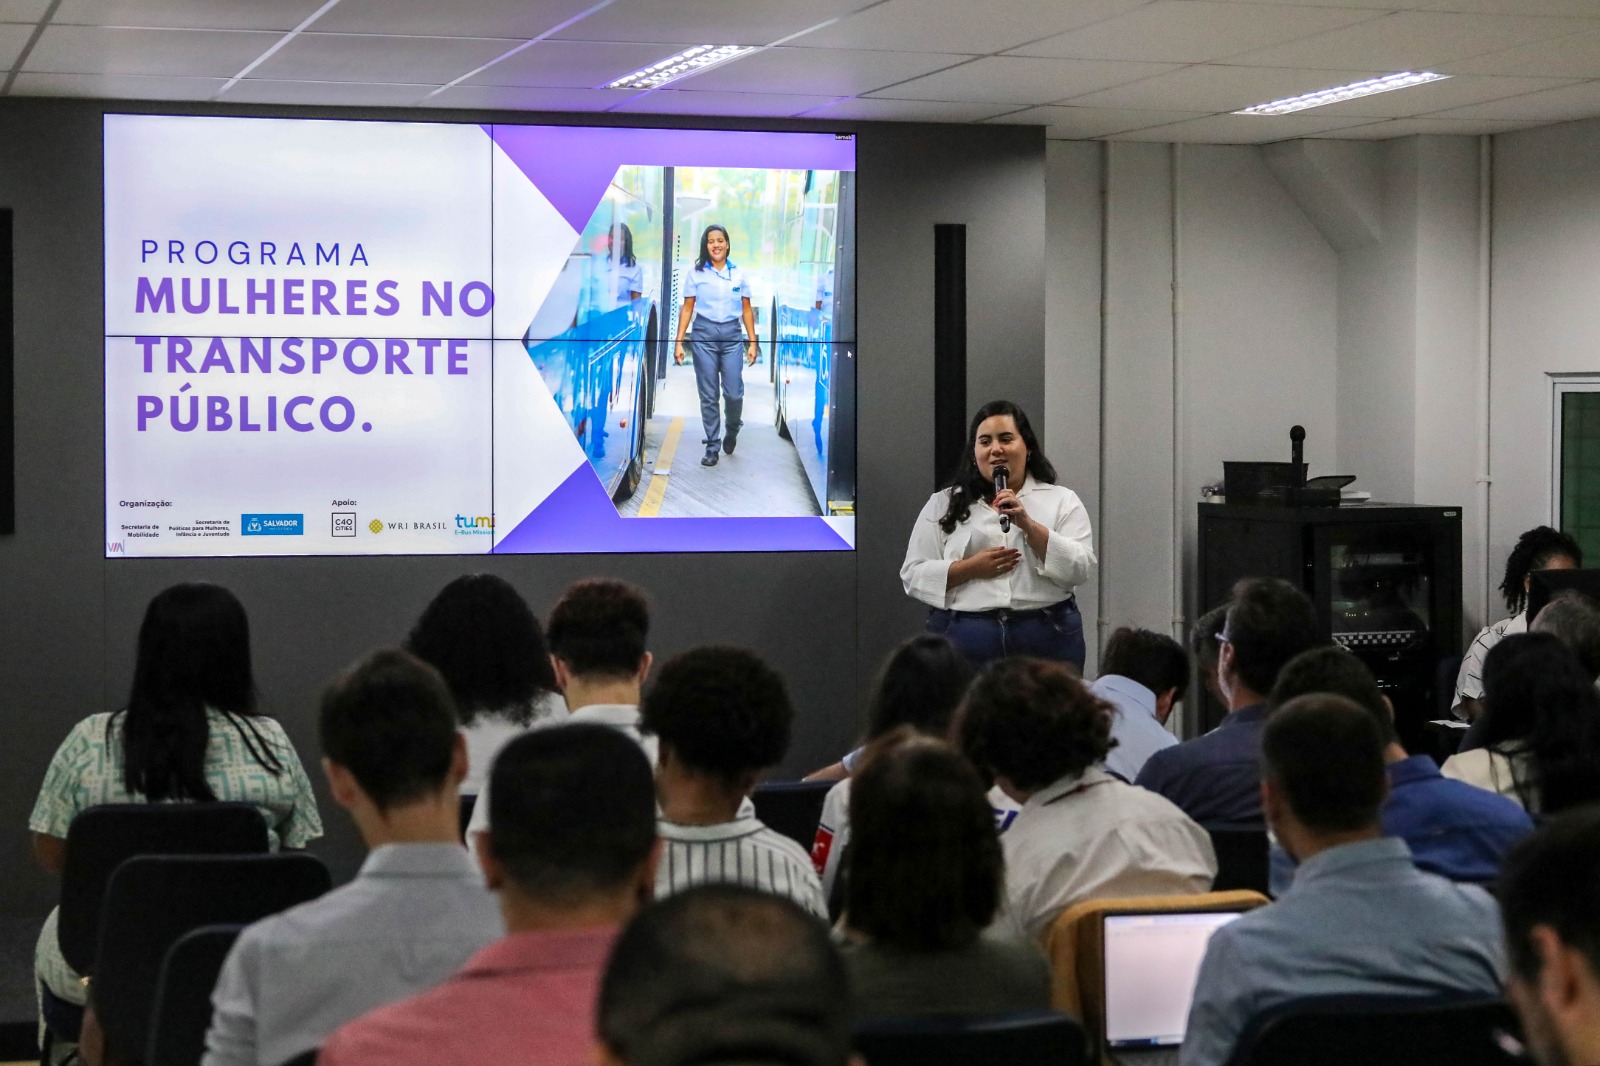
xmin=1481 ymin=632 xmax=1600 ymax=813
xmin=116 ymin=583 xmax=282 ymax=802
xmin=617 ymin=222 xmax=637 ymax=268
xmin=694 ymin=224 xmax=730 ymax=272
xmin=865 ymin=635 xmax=974 ymax=741
xmin=938 ymin=399 xmax=1057 ymax=534
xmin=1501 ymin=526 xmax=1582 ymax=614
xmin=405 ymin=573 xmax=558 ymax=727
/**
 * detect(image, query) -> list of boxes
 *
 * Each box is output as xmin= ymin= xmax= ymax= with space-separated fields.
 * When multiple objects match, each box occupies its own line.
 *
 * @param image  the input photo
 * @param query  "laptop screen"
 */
xmin=1103 ymin=911 xmax=1243 ymax=1049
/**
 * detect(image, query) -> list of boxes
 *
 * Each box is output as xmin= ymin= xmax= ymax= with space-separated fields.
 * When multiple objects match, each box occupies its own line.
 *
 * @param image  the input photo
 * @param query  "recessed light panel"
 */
xmin=604 ymin=46 xmax=758 ymax=91
xmin=1234 ymin=72 xmax=1450 ymax=116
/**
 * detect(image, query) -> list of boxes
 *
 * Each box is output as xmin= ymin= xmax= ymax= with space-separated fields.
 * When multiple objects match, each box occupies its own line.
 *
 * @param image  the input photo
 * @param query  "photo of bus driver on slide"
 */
xmin=675 ymin=224 xmax=757 ymax=469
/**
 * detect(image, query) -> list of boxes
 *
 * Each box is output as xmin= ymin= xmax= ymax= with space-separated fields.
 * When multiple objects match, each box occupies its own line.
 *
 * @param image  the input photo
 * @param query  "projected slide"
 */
xmin=103 ymin=115 xmax=855 ymax=558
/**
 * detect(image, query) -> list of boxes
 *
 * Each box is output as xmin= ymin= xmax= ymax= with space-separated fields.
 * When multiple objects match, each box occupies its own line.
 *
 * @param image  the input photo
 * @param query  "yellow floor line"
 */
xmin=635 ymin=417 xmax=685 ymax=517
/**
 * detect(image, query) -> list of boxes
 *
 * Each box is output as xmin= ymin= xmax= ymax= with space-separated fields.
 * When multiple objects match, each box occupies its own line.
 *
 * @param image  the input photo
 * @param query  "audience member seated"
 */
xmin=839 ymin=730 xmax=1049 ymax=1019
xmin=1191 ymin=604 xmax=1229 ymax=708
xmin=404 ymin=573 xmax=561 ymax=797
xmin=1265 ymin=647 xmax=1533 ymax=894
xmin=958 ymin=658 xmax=1216 ymax=942
xmin=1455 ymin=525 xmax=1581 ymax=721
xmin=1498 ymin=807 xmax=1600 ymax=1066
xmin=1137 ymin=578 xmax=1320 ymax=825
xmin=1442 ymin=632 xmax=1600 ymax=814
xmin=812 ymin=635 xmax=987 ymax=900
xmin=320 ymin=724 xmax=657 ymax=1066
xmin=1459 ymin=588 xmax=1600 ymax=754
xmin=202 ymin=650 xmax=501 ymax=1066
xmin=467 ymin=577 xmax=657 ymax=837
xmin=1182 ymin=695 xmax=1504 ymax=1066
xmin=643 ymin=647 xmax=827 ymax=917
xmin=1092 ymin=627 xmax=1187 ymax=783
xmin=28 ymin=583 xmax=321 ymax=1026
xmin=597 ymin=885 xmax=853 ymax=1066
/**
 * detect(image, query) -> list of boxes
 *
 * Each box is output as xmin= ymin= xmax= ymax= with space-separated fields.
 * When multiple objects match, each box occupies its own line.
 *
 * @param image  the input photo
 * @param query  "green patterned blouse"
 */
xmin=29 ymin=708 xmax=323 ymax=850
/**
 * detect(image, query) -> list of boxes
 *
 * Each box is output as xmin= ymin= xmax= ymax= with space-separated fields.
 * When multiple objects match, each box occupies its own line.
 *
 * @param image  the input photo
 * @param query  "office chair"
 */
xmin=146 ymin=924 xmax=243 ymax=1066
xmin=750 ymin=780 xmax=833 ymax=851
xmin=855 ymin=1009 xmax=1088 ymax=1066
xmin=1204 ymin=824 xmax=1270 ymax=895
xmin=1226 ymin=993 xmax=1522 ymax=1066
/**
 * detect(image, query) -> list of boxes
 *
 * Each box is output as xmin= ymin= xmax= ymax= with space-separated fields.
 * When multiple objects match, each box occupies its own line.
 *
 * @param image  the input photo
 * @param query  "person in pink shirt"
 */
xmin=320 ymin=723 xmax=659 ymax=1066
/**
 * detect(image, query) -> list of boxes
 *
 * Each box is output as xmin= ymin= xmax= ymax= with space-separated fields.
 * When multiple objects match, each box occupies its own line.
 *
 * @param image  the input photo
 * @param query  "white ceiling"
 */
xmin=3 ymin=0 xmax=1600 ymax=142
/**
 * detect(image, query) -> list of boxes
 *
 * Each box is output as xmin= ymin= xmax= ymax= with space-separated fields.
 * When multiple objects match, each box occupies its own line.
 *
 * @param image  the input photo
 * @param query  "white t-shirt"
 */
xmin=900 ymin=477 xmax=1096 ymax=612
xmin=458 ymin=693 xmax=564 ymax=797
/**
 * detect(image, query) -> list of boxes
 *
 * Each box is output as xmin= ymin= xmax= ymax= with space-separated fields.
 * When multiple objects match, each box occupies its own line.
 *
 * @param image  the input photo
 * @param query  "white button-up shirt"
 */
xmin=900 ymin=478 xmax=1096 ymax=611
xmin=684 ymin=260 xmax=751 ymax=323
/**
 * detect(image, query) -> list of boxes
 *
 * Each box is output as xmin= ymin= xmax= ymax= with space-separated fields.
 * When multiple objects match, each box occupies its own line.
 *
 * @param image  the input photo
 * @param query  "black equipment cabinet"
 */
xmin=1198 ymin=503 xmax=1463 ymax=752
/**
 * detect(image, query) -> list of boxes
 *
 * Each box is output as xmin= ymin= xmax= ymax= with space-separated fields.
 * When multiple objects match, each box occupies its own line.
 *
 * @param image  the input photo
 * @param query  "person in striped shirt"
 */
xmin=642 ymin=647 xmax=828 ymax=918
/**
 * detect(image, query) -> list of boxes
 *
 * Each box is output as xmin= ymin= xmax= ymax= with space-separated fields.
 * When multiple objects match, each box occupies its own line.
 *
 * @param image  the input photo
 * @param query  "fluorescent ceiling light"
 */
xmin=604 ymin=45 xmax=758 ymax=90
xmin=1233 ymin=72 xmax=1450 ymax=116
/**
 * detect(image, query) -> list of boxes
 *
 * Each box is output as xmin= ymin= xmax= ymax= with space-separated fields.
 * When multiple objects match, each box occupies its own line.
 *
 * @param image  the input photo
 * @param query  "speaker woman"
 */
xmin=900 ymin=400 xmax=1095 ymax=668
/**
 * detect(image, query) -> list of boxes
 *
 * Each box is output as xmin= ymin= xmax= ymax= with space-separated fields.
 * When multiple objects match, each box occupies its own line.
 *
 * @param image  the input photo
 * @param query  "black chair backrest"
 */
xmin=276 ymin=1051 xmax=319 ymax=1066
xmin=95 ymin=853 xmax=331 ymax=1064
xmin=1206 ymin=824 xmax=1269 ymax=895
xmin=1228 ymin=993 xmax=1521 ymax=1066
xmin=146 ymin=924 xmax=243 ymax=1066
xmin=855 ymin=1009 xmax=1087 ymax=1066
xmin=459 ymin=794 xmax=478 ymax=842
xmin=751 ymin=780 xmax=834 ymax=851
xmin=59 ymin=802 xmax=269 ymax=975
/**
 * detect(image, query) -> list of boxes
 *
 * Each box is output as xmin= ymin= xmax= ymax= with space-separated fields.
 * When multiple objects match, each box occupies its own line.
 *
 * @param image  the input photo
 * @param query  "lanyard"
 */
xmin=1040 ymin=777 xmax=1115 ymax=808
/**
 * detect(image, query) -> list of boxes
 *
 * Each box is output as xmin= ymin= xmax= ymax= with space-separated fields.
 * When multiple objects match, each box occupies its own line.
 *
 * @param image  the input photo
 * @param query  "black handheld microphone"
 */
xmin=993 ymin=464 xmax=1011 ymax=532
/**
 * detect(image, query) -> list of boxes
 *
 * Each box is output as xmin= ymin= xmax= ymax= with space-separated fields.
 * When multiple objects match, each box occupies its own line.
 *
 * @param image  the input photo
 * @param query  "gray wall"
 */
xmin=0 ymin=98 xmax=1045 ymax=914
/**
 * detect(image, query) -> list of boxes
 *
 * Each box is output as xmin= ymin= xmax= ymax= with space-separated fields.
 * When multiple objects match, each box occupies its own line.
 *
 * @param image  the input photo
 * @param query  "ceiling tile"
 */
xmin=0 ymin=21 xmax=31 ymax=67
xmin=51 ymin=0 xmax=325 ymax=31
xmin=314 ymin=0 xmax=601 ymax=39
xmin=1306 ymin=73 xmax=1586 ymax=118
xmin=1207 ymin=0 xmax=1436 ymax=8
xmin=800 ymin=97 xmax=1022 ymax=121
xmin=791 ymin=0 xmax=1151 ymax=55
xmin=1425 ymin=0 xmax=1600 ymax=14
xmin=1224 ymin=12 xmax=1596 ymax=71
xmin=1305 ymin=115 xmax=1544 ymax=137
xmin=24 ymin=25 xmax=280 ymax=77
xmin=1450 ymin=28 xmax=1600 ymax=78
xmin=248 ymin=32 xmax=517 ymax=84
xmin=1063 ymin=63 xmax=1383 ymax=112
xmin=220 ymin=79 xmax=439 ymax=105
xmin=1431 ymin=78 xmax=1600 ymax=121
xmin=0 ymin=0 xmax=50 ymax=19
xmin=865 ymin=56 xmax=1181 ymax=106
xmin=610 ymin=88 xmax=842 ymax=117
xmin=460 ymin=40 xmax=683 ymax=88
xmin=990 ymin=104 xmax=1211 ymax=137
xmin=675 ymin=46 xmax=972 ymax=96
xmin=551 ymin=0 xmax=875 ymax=46
xmin=8 ymin=70 xmax=224 ymax=98
xmin=1110 ymin=111 xmax=1371 ymax=142
xmin=426 ymin=83 xmax=637 ymax=110
xmin=1007 ymin=2 xmax=1382 ymax=64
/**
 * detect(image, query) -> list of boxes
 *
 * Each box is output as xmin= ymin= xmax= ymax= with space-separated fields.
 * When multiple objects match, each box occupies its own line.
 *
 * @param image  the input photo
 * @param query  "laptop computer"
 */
xmin=1102 ymin=909 xmax=1246 ymax=1066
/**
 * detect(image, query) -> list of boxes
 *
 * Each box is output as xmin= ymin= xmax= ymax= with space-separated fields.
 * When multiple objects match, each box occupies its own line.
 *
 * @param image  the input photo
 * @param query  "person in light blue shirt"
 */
xmin=1266 ymin=646 xmax=1534 ymax=895
xmin=673 ymin=224 xmax=758 ymax=467
xmin=1181 ymin=695 xmax=1504 ymax=1066
xmin=1091 ymin=627 xmax=1185 ymax=782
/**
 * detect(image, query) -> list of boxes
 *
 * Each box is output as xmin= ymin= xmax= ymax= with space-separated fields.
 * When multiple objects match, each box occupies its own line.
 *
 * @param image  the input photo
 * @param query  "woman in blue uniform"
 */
xmin=674 ymin=224 xmax=758 ymax=467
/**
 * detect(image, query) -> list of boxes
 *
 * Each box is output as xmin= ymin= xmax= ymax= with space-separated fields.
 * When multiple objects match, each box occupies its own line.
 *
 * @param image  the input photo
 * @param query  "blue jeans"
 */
xmin=690 ymin=316 xmax=746 ymax=445
xmin=926 ymin=599 xmax=1086 ymax=671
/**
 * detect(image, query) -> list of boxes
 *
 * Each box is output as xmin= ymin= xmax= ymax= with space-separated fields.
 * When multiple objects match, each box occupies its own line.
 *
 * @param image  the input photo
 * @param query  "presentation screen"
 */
xmin=103 ymin=115 xmax=855 ymax=558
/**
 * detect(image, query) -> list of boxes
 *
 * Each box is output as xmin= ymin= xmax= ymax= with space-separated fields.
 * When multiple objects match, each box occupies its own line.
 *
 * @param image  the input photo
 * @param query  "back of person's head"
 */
xmin=1101 ymin=627 xmax=1189 ymax=701
xmin=319 ymin=649 xmax=460 ymax=811
xmin=405 ymin=573 xmax=556 ymax=727
xmin=1481 ymin=632 xmax=1600 ymax=813
xmin=641 ymin=647 xmax=792 ymax=788
xmin=958 ymin=657 xmax=1112 ymax=792
xmin=122 ymin=582 xmax=263 ymax=803
xmin=864 ymin=635 xmax=974 ymax=741
xmin=1532 ymin=589 xmax=1600 ymax=682
xmin=1269 ymin=647 xmax=1395 ymax=746
xmin=845 ymin=730 xmax=1001 ymax=952
xmin=546 ymin=578 xmax=652 ymax=679
xmin=1191 ymin=604 xmax=1228 ymax=669
xmin=1499 ymin=807 xmax=1600 ymax=998
xmin=1222 ymin=578 xmax=1322 ymax=698
xmin=1262 ymin=694 xmax=1386 ymax=835
xmin=1502 ymin=526 xmax=1583 ymax=614
xmin=484 ymin=723 xmax=656 ymax=904
xmin=598 ymin=885 xmax=851 ymax=1066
